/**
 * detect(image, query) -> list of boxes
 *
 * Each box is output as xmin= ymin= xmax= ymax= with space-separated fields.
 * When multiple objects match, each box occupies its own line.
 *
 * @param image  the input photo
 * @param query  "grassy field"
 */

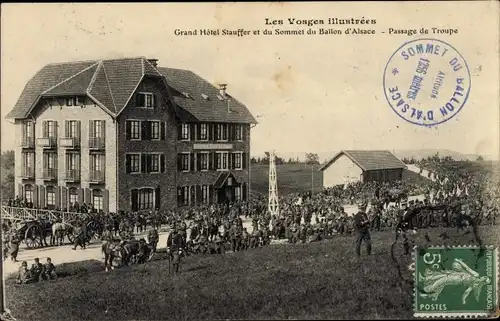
xmin=5 ymin=225 xmax=498 ymax=321
xmin=250 ymin=164 xmax=324 ymax=197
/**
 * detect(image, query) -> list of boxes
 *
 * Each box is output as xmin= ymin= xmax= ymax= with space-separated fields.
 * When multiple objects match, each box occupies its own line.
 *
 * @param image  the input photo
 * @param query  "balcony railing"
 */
xmin=89 ymin=137 xmax=105 ymax=150
xmin=89 ymin=170 xmax=105 ymax=183
xmin=37 ymin=137 xmax=57 ymax=148
xmin=59 ymin=137 xmax=80 ymax=148
xmin=42 ymin=168 xmax=57 ymax=180
xmin=21 ymin=137 xmax=35 ymax=148
xmin=21 ymin=167 xmax=35 ymax=179
xmin=63 ymin=169 xmax=81 ymax=182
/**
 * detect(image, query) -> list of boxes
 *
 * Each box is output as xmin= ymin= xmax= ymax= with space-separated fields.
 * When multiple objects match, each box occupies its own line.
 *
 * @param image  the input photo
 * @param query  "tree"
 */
xmin=1 ymin=150 xmax=15 ymax=200
xmin=305 ymin=153 xmax=320 ymax=165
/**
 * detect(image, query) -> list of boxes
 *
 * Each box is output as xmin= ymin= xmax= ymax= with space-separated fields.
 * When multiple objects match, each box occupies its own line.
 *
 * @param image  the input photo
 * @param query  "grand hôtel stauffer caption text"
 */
xmin=174 ymin=17 xmax=459 ymax=37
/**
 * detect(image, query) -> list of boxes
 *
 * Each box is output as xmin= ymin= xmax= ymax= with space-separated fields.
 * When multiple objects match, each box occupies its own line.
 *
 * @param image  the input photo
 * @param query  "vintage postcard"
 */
xmin=0 ymin=2 xmax=499 ymax=320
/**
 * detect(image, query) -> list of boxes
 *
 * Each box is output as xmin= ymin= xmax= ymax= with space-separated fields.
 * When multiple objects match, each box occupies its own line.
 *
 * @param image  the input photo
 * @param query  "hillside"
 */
xmin=5 ymin=226 xmax=498 ymax=321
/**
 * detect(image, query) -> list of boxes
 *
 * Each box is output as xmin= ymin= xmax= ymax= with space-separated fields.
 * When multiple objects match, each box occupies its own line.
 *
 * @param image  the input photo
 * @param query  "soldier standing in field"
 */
xmin=354 ymin=202 xmax=372 ymax=257
xmin=167 ymin=227 xmax=185 ymax=274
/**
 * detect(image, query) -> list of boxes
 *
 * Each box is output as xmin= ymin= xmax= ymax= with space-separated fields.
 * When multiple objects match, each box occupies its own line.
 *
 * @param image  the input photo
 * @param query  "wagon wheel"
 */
xmin=87 ymin=221 xmax=101 ymax=240
xmin=25 ymin=225 xmax=42 ymax=249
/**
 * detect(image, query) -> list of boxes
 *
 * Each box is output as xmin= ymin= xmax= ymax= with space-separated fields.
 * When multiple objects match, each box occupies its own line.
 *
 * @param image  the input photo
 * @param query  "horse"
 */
xmin=102 ymin=241 xmax=123 ymax=272
xmin=121 ymin=238 xmax=151 ymax=266
xmin=51 ymin=222 xmax=73 ymax=246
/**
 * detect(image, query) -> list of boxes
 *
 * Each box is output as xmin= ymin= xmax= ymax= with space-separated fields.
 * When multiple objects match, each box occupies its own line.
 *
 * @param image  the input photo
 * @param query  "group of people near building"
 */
xmin=16 ymin=257 xmax=57 ymax=284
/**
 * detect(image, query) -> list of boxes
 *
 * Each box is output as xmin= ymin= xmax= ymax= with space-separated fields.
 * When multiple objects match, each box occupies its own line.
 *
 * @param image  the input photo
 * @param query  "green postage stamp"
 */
xmin=414 ymin=246 xmax=498 ymax=318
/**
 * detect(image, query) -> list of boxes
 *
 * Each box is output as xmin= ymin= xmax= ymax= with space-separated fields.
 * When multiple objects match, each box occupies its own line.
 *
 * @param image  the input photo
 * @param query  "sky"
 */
xmin=1 ymin=2 xmax=499 ymax=159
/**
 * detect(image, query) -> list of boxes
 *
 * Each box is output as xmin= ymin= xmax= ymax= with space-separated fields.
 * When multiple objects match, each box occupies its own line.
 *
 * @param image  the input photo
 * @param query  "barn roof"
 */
xmin=319 ymin=150 xmax=407 ymax=172
xmin=6 ymin=57 xmax=256 ymax=124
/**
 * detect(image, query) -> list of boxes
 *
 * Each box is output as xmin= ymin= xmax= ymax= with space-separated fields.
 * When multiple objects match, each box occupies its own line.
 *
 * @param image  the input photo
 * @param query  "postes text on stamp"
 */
xmin=383 ymin=38 xmax=471 ymax=127
xmin=414 ymin=246 xmax=498 ymax=318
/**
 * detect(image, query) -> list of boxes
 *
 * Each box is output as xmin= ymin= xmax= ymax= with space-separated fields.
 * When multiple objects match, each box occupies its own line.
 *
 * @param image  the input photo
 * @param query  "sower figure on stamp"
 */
xmin=354 ymin=201 xmax=372 ymax=257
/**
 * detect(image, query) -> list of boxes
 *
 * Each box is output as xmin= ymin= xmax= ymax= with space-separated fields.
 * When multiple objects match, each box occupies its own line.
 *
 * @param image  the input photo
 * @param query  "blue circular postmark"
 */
xmin=383 ymin=38 xmax=471 ymax=127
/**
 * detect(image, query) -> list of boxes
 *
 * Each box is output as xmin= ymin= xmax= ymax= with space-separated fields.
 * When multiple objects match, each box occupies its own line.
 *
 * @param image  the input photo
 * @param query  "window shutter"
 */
xmin=197 ymin=124 xmax=201 ymax=140
xmin=39 ymin=185 xmax=46 ymax=208
xmin=141 ymin=154 xmax=147 ymax=173
xmin=103 ymin=189 xmax=109 ymax=213
xmin=196 ymin=153 xmax=202 ymax=170
xmin=190 ymin=153 xmax=195 ymax=171
xmin=242 ymin=152 xmax=247 ymax=169
xmin=177 ymin=187 xmax=182 ymax=206
xmin=33 ymin=185 xmax=39 ymax=208
xmin=242 ymin=183 xmax=247 ymax=201
xmin=55 ymin=186 xmax=61 ymax=209
xmin=178 ymin=124 xmax=183 ymax=140
xmin=229 ymin=124 xmax=234 ymax=141
xmin=131 ymin=189 xmax=139 ymax=211
xmin=161 ymin=122 xmax=166 ymax=140
xmin=160 ymin=154 xmax=165 ymax=172
xmin=208 ymin=124 xmax=214 ymax=141
xmin=155 ymin=186 xmax=161 ymax=210
xmin=146 ymin=121 xmax=151 ymax=140
xmin=126 ymin=121 xmax=131 ymax=140
xmin=214 ymin=124 xmax=219 ymax=140
xmin=190 ymin=124 xmax=195 ymax=141
xmin=76 ymin=121 xmax=81 ymax=139
xmin=209 ymin=185 xmax=214 ymax=204
xmin=209 ymin=152 xmax=214 ymax=170
xmin=147 ymin=154 xmax=152 ymax=173
xmin=228 ymin=153 xmax=233 ymax=170
xmin=53 ymin=121 xmax=58 ymax=139
xmin=196 ymin=185 xmax=201 ymax=205
xmin=101 ymin=120 xmax=106 ymax=140
xmin=152 ymin=94 xmax=156 ymax=109
xmin=177 ymin=154 xmax=182 ymax=171
xmin=135 ymin=93 xmax=141 ymax=107
xmin=125 ymin=155 xmax=131 ymax=173
xmin=141 ymin=121 xmax=147 ymax=140
xmin=242 ymin=125 xmax=246 ymax=141
xmin=64 ymin=120 xmax=69 ymax=137
xmin=43 ymin=121 xmax=48 ymax=137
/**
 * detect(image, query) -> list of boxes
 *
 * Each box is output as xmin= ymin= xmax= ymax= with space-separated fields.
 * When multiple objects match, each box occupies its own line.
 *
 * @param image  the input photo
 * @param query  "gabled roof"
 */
xmin=6 ymin=57 xmax=257 ymax=124
xmin=319 ymin=150 xmax=407 ymax=172
xmin=158 ymin=67 xmax=257 ymax=124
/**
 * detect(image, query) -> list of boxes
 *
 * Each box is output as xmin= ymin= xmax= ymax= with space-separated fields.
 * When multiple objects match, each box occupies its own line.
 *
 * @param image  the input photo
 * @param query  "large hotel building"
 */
xmin=5 ymin=57 xmax=257 ymax=213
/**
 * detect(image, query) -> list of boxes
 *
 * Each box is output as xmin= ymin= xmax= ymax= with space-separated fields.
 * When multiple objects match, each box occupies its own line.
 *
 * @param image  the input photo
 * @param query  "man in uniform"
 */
xmin=147 ymin=227 xmax=159 ymax=253
xmin=16 ymin=261 xmax=34 ymax=284
xmin=31 ymin=257 xmax=44 ymax=282
xmin=354 ymin=202 xmax=372 ymax=257
xmin=167 ymin=227 xmax=185 ymax=274
xmin=9 ymin=228 xmax=20 ymax=262
xmin=43 ymin=257 xmax=57 ymax=280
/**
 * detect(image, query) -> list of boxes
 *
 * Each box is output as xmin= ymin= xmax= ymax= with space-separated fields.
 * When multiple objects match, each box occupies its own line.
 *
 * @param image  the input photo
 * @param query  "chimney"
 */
xmin=219 ymin=84 xmax=227 ymax=98
xmin=148 ymin=59 xmax=158 ymax=68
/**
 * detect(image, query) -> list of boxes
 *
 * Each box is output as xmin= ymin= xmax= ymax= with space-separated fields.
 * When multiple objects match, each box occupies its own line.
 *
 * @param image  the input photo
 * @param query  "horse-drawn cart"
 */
xmin=16 ymin=220 xmax=52 ymax=249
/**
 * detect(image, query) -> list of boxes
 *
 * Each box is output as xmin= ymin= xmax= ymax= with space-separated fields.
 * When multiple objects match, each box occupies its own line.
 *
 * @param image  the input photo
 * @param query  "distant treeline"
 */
xmin=251 ymin=152 xmax=321 ymax=165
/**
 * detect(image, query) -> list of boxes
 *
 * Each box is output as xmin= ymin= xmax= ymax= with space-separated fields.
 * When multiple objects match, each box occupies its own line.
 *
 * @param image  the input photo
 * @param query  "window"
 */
xmin=180 ymin=153 xmax=190 ymax=171
xmin=22 ymin=152 xmax=34 ymax=175
xmin=127 ymin=154 xmax=141 ymax=173
xmin=235 ymin=186 xmax=242 ymax=201
xmin=202 ymin=185 xmax=209 ymax=204
xmin=66 ymin=97 xmax=74 ymax=106
xmin=136 ymin=93 xmax=154 ymax=108
xmin=46 ymin=186 xmax=55 ymax=206
xmin=23 ymin=121 xmax=33 ymax=140
xmin=181 ymin=123 xmax=190 ymax=140
xmin=235 ymin=125 xmax=243 ymax=141
xmin=65 ymin=120 xmax=80 ymax=138
xmin=138 ymin=189 xmax=155 ymax=209
xmin=44 ymin=121 xmax=57 ymax=138
xmin=216 ymin=152 xmax=229 ymax=170
xmin=24 ymin=185 xmax=33 ymax=204
xmin=200 ymin=124 xmax=208 ymax=140
xmin=150 ymin=121 xmax=160 ymax=140
xmin=127 ymin=121 xmax=141 ymax=140
xmin=43 ymin=152 xmax=57 ymax=170
xmin=199 ymin=152 xmax=208 ymax=171
xmin=92 ymin=190 xmax=103 ymax=211
xmin=149 ymin=154 xmax=160 ymax=173
xmin=91 ymin=120 xmax=104 ymax=138
xmin=66 ymin=96 xmax=82 ymax=107
xmin=69 ymin=188 xmax=78 ymax=206
xmin=90 ymin=154 xmax=104 ymax=172
xmin=216 ymin=124 xmax=228 ymax=141
xmin=233 ymin=152 xmax=243 ymax=170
